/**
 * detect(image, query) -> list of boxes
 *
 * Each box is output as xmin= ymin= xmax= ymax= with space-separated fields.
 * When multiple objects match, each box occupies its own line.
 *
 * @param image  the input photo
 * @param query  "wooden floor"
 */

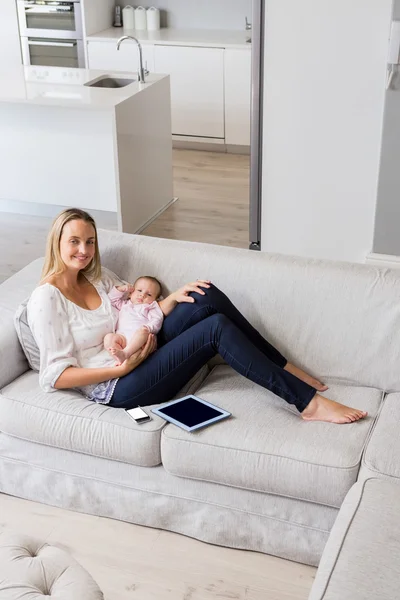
xmin=0 ymin=149 xmax=249 ymax=284
xmin=142 ymin=149 xmax=250 ymax=249
xmin=0 ymin=493 xmax=316 ymax=600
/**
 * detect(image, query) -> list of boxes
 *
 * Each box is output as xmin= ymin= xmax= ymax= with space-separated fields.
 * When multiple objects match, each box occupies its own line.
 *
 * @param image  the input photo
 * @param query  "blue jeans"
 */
xmin=110 ymin=284 xmax=316 ymax=412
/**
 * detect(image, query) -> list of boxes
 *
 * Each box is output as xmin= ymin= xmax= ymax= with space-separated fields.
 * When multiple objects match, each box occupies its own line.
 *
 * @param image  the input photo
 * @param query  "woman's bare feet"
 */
xmin=302 ymin=394 xmax=368 ymax=424
xmin=284 ymin=363 xmax=328 ymax=392
xmin=109 ymin=347 xmax=127 ymax=366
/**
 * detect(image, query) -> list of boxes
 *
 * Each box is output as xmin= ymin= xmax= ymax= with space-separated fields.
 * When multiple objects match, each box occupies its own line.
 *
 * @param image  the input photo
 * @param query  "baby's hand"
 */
xmin=116 ymin=284 xmax=135 ymax=294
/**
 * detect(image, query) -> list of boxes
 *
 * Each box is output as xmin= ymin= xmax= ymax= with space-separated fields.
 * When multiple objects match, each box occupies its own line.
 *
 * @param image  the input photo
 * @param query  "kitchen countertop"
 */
xmin=87 ymin=28 xmax=251 ymax=49
xmin=0 ymin=65 xmax=167 ymax=109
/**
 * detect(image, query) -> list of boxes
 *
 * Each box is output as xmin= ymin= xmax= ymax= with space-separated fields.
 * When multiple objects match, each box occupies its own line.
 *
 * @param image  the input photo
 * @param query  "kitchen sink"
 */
xmin=84 ymin=76 xmax=135 ymax=89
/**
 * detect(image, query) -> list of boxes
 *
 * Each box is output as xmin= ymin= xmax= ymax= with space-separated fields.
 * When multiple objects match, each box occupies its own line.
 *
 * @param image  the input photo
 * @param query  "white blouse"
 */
xmin=27 ymin=274 xmax=119 ymax=394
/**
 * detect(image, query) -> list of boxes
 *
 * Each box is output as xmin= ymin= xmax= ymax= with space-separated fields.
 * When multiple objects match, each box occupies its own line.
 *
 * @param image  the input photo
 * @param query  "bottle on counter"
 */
xmin=122 ymin=5 xmax=135 ymax=30
xmin=147 ymin=7 xmax=161 ymax=31
xmin=134 ymin=6 xmax=148 ymax=30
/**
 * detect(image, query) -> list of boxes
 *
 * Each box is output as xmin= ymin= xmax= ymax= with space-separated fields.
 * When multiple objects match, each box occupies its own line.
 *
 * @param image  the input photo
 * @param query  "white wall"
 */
xmin=119 ymin=0 xmax=252 ymax=30
xmin=0 ymin=0 xmax=22 ymax=68
xmin=261 ymin=0 xmax=392 ymax=263
xmin=82 ymin=0 xmax=116 ymax=36
xmin=373 ymin=0 xmax=400 ymax=256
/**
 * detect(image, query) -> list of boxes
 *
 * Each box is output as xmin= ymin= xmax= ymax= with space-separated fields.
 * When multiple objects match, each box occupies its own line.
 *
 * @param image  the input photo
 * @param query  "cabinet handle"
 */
xmin=24 ymin=4 xmax=73 ymax=13
xmin=28 ymin=40 xmax=76 ymax=47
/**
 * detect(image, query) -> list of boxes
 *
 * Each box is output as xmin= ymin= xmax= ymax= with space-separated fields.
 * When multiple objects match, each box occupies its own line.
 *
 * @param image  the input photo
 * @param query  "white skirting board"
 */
xmin=365 ymin=252 xmax=400 ymax=268
xmin=134 ymin=197 xmax=177 ymax=234
xmin=0 ymin=198 xmax=177 ymax=234
xmin=0 ymin=200 xmax=118 ymax=229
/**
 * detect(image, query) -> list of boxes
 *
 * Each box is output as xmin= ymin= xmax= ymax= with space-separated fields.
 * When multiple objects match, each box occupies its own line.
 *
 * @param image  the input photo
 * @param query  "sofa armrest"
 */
xmin=0 ymin=309 xmax=29 ymax=390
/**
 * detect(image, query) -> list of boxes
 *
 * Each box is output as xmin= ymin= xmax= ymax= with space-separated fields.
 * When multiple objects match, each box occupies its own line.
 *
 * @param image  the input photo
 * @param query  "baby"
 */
xmin=104 ymin=275 xmax=163 ymax=366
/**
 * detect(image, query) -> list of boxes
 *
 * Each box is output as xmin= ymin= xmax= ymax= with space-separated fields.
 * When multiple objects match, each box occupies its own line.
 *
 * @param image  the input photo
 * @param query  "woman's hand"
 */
xmin=118 ymin=334 xmax=157 ymax=376
xmin=173 ymin=280 xmax=211 ymax=304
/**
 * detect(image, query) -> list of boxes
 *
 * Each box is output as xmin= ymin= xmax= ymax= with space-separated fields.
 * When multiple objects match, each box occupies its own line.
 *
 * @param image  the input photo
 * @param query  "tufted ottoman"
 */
xmin=0 ymin=532 xmax=104 ymax=599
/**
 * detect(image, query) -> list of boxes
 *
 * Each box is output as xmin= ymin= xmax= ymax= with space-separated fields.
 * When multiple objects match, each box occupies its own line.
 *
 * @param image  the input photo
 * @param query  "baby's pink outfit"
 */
xmin=109 ymin=286 xmax=164 ymax=339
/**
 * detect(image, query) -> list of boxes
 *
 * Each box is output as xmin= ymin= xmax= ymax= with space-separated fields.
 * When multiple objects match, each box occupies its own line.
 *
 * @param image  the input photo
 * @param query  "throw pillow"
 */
xmin=14 ymin=266 xmax=127 ymax=372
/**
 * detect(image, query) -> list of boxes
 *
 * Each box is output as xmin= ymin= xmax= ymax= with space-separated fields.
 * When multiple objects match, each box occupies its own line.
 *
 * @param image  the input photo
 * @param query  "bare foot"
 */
xmin=302 ymin=394 xmax=368 ymax=424
xmin=284 ymin=363 xmax=328 ymax=392
xmin=109 ymin=347 xmax=127 ymax=366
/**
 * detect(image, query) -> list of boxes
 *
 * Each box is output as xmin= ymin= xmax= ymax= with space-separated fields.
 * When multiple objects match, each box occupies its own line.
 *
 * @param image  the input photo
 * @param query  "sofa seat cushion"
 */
xmin=308 ymin=478 xmax=400 ymax=600
xmin=161 ymin=366 xmax=383 ymax=507
xmin=359 ymin=392 xmax=400 ymax=482
xmin=0 ymin=367 xmax=208 ymax=467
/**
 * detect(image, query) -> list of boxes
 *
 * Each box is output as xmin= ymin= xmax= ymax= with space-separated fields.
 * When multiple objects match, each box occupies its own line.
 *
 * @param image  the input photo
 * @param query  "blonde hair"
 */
xmin=41 ymin=208 xmax=101 ymax=283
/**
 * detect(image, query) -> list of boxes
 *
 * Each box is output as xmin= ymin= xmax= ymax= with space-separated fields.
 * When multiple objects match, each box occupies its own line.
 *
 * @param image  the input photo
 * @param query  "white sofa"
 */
xmin=308 ymin=478 xmax=400 ymax=600
xmin=1 ymin=229 xmax=399 ymax=569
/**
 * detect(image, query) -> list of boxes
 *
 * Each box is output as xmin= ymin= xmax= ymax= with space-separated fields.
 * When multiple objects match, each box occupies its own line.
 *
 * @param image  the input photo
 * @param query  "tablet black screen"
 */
xmin=158 ymin=397 xmax=223 ymax=428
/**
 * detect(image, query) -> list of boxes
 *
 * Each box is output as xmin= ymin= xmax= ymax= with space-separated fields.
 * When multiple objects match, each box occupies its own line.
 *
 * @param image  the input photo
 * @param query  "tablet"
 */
xmin=151 ymin=395 xmax=231 ymax=432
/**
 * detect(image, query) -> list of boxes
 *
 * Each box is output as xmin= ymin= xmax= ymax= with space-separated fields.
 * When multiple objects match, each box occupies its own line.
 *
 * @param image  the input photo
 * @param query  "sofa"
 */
xmin=1 ymin=229 xmax=400 ymax=571
xmin=308 ymin=478 xmax=400 ymax=599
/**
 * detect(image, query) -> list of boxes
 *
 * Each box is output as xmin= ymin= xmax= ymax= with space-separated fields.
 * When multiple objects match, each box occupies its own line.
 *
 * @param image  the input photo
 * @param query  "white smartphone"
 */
xmin=125 ymin=406 xmax=152 ymax=424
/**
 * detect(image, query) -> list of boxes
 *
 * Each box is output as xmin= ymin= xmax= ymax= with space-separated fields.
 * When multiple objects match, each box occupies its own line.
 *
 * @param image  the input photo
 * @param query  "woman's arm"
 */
xmin=159 ymin=280 xmax=211 ymax=316
xmin=55 ymin=365 xmax=125 ymax=389
xmin=28 ymin=285 xmax=156 ymax=392
xmin=28 ymin=286 xmax=79 ymax=392
xmin=54 ymin=335 xmax=156 ymax=389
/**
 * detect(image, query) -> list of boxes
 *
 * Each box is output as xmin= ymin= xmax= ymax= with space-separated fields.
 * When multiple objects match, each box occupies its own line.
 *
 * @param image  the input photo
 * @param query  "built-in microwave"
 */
xmin=17 ymin=0 xmax=83 ymax=40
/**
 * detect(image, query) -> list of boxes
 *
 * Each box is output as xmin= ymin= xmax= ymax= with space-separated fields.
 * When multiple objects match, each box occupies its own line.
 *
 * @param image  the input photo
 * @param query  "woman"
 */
xmin=27 ymin=208 xmax=367 ymax=424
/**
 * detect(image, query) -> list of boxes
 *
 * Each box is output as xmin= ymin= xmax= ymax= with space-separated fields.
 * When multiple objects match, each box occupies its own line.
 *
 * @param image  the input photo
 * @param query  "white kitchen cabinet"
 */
xmin=87 ymin=41 xmax=155 ymax=75
xmin=224 ymin=48 xmax=251 ymax=146
xmin=154 ymin=45 xmax=224 ymax=139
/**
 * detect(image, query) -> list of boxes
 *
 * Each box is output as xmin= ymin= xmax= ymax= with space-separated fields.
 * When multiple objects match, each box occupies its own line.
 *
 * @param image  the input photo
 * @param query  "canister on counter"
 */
xmin=135 ymin=6 xmax=148 ymax=30
xmin=147 ymin=7 xmax=161 ymax=31
xmin=122 ymin=5 xmax=135 ymax=30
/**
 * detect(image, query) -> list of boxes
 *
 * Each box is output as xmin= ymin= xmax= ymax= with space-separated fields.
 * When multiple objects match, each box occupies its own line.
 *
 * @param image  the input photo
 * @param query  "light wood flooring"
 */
xmin=141 ymin=149 xmax=250 ymax=249
xmin=0 ymin=493 xmax=316 ymax=600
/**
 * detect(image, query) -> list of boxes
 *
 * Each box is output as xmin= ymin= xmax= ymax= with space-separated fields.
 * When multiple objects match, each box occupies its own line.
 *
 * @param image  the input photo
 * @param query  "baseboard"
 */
xmin=0 ymin=200 xmax=118 ymax=229
xmin=172 ymin=140 xmax=250 ymax=155
xmin=172 ymin=135 xmax=225 ymax=145
xmin=365 ymin=252 xmax=400 ymax=268
xmin=0 ymin=198 xmax=177 ymax=235
xmin=226 ymin=144 xmax=251 ymax=155
xmin=173 ymin=139 xmax=226 ymax=153
xmin=134 ymin=197 xmax=177 ymax=234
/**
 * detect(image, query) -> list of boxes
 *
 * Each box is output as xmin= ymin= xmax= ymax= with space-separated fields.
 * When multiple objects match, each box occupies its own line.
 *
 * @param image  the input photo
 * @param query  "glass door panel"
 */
xmin=25 ymin=3 xmax=77 ymax=32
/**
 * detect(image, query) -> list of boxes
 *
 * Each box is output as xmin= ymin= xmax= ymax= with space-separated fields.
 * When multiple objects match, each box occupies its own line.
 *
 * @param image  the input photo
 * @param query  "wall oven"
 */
xmin=17 ymin=1 xmax=85 ymax=68
xmin=20 ymin=37 xmax=85 ymax=68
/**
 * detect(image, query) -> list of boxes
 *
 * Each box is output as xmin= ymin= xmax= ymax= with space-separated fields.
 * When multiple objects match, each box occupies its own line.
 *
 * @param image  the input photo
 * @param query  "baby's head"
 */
xmin=130 ymin=276 xmax=162 ymax=305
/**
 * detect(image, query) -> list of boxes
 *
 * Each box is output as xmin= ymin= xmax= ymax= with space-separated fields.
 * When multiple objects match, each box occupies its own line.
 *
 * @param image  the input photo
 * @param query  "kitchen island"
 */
xmin=0 ymin=65 xmax=173 ymax=234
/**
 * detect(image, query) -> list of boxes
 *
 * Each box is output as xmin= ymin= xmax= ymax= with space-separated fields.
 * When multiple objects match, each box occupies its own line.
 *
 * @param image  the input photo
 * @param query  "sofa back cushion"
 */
xmin=97 ymin=229 xmax=400 ymax=391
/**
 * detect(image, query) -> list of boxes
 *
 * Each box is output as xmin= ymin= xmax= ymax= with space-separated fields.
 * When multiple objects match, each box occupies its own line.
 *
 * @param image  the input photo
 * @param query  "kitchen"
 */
xmin=0 ymin=0 xmax=253 ymax=249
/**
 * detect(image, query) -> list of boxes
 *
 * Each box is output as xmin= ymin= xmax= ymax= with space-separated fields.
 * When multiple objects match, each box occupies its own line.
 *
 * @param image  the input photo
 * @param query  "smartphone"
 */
xmin=125 ymin=406 xmax=152 ymax=424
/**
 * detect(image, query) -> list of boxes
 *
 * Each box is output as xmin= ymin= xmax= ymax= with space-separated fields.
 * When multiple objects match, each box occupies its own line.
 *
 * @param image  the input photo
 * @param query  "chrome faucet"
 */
xmin=116 ymin=35 xmax=146 ymax=83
